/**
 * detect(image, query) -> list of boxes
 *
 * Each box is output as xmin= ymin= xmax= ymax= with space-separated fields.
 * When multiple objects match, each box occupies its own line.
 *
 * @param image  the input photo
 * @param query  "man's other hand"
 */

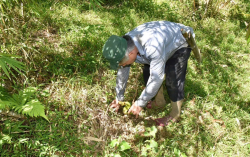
xmin=110 ymin=100 xmax=120 ymax=112
xmin=128 ymin=102 xmax=142 ymax=118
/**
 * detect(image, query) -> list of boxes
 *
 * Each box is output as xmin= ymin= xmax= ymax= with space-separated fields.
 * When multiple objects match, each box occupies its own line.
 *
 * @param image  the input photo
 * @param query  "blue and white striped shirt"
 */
xmin=116 ymin=21 xmax=194 ymax=107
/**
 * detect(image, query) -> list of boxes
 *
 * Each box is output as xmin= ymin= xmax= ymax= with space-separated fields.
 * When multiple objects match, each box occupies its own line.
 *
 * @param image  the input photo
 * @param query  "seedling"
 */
xmin=118 ymin=101 xmax=131 ymax=114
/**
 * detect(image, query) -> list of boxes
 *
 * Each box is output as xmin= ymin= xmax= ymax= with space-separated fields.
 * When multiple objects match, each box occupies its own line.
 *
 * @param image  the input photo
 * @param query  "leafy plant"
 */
xmin=141 ymin=139 xmax=158 ymax=156
xmin=108 ymin=139 xmax=131 ymax=156
xmin=0 ymin=54 xmax=26 ymax=80
xmin=144 ymin=126 xmax=157 ymax=138
xmin=0 ymin=134 xmax=12 ymax=150
xmin=0 ymin=87 xmax=49 ymax=121
xmin=141 ymin=126 xmax=158 ymax=156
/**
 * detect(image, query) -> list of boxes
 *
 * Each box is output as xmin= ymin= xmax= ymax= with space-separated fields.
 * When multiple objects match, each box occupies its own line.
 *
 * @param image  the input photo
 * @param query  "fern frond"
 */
xmin=1 ymin=87 xmax=49 ymax=122
xmin=21 ymin=99 xmax=49 ymax=122
xmin=0 ymin=86 xmax=10 ymax=101
xmin=9 ymin=93 xmax=23 ymax=105
xmin=9 ymin=87 xmax=38 ymax=108
xmin=0 ymin=87 xmax=13 ymax=110
xmin=22 ymin=87 xmax=37 ymax=100
xmin=20 ymin=87 xmax=37 ymax=106
xmin=0 ymin=100 xmax=18 ymax=110
xmin=0 ymin=100 xmax=8 ymax=110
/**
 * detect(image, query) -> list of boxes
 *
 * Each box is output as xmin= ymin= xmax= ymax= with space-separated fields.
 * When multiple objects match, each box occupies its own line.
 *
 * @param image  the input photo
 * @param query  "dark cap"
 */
xmin=102 ymin=35 xmax=127 ymax=70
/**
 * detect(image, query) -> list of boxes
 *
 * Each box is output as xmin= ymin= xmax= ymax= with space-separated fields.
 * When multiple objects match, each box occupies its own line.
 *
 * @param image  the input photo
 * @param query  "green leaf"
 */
xmin=3 ymin=56 xmax=25 ymax=70
xmin=22 ymin=99 xmax=49 ymax=121
xmin=20 ymin=87 xmax=37 ymax=105
xmin=0 ymin=87 xmax=11 ymax=100
xmin=23 ymin=87 xmax=37 ymax=96
xmin=174 ymin=148 xmax=181 ymax=157
xmin=144 ymin=126 xmax=158 ymax=138
xmin=0 ymin=134 xmax=11 ymax=144
xmin=2 ymin=87 xmax=49 ymax=122
xmin=109 ymin=153 xmax=121 ymax=157
xmin=41 ymin=90 xmax=50 ymax=97
xmin=0 ymin=59 xmax=11 ymax=79
xmin=0 ymin=100 xmax=16 ymax=109
xmin=181 ymin=152 xmax=188 ymax=157
xmin=3 ymin=56 xmax=25 ymax=75
xmin=118 ymin=141 xmax=131 ymax=151
xmin=84 ymin=26 xmax=90 ymax=30
xmin=0 ymin=100 xmax=6 ymax=109
xmin=141 ymin=147 xmax=148 ymax=156
xmin=0 ymin=54 xmax=25 ymax=80
xmin=0 ymin=54 xmax=22 ymax=58
xmin=110 ymin=139 xmax=119 ymax=148
xmin=149 ymin=139 xmax=158 ymax=148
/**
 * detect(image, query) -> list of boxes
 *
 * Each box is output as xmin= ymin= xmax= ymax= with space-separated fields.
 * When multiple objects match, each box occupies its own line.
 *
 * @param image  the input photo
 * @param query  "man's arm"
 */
xmin=128 ymin=57 xmax=165 ymax=118
xmin=116 ymin=66 xmax=130 ymax=101
xmin=135 ymin=57 xmax=165 ymax=108
xmin=110 ymin=66 xmax=130 ymax=112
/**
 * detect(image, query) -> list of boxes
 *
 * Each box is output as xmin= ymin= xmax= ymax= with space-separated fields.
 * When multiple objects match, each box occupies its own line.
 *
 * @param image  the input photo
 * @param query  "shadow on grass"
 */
xmin=7 ymin=0 xmax=248 ymax=156
xmin=0 ymin=114 xmax=92 ymax=156
xmin=26 ymin=0 xmax=181 ymax=83
xmin=49 ymin=0 xmax=246 ymax=132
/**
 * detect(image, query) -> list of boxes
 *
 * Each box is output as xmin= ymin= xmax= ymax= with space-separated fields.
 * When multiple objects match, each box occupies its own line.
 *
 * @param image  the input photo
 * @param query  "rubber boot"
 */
xmin=155 ymin=99 xmax=183 ymax=126
xmin=169 ymin=99 xmax=183 ymax=121
xmin=152 ymin=85 xmax=166 ymax=108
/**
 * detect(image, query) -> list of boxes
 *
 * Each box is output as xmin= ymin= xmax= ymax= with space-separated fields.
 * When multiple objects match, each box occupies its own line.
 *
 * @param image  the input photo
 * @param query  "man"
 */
xmin=102 ymin=21 xmax=195 ymax=126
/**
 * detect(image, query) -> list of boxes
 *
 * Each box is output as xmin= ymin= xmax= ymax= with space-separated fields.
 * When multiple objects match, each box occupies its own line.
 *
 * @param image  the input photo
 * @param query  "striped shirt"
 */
xmin=116 ymin=21 xmax=194 ymax=108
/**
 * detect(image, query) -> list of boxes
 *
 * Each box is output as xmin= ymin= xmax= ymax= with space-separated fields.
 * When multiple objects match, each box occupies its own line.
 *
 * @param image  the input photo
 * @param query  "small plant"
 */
xmin=141 ymin=126 xmax=158 ymax=156
xmin=107 ymin=138 xmax=131 ymax=157
xmin=0 ymin=87 xmax=49 ymax=122
xmin=118 ymin=101 xmax=131 ymax=114
xmin=0 ymin=133 xmax=12 ymax=151
xmin=144 ymin=126 xmax=157 ymax=138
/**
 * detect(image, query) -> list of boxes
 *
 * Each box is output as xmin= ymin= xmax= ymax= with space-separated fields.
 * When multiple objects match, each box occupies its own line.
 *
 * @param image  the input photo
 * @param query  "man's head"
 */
xmin=103 ymin=35 xmax=136 ymax=70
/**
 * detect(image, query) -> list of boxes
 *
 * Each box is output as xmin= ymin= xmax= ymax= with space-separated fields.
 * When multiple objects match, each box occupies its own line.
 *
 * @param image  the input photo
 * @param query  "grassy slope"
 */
xmin=1 ymin=0 xmax=250 ymax=156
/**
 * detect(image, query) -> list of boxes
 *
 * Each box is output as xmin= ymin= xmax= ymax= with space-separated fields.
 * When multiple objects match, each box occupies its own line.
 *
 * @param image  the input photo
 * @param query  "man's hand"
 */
xmin=128 ymin=102 xmax=143 ymax=118
xmin=109 ymin=100 xmax=120 ymax=112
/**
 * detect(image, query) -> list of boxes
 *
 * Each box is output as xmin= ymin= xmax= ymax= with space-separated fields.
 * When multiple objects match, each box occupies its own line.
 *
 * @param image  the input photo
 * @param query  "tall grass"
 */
xmin=0 ymin=0 xmax=250 ymax=156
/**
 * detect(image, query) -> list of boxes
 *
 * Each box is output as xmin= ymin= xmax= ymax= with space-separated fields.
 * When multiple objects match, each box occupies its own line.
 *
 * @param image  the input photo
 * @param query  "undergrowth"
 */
xmin=0 ymin=0 xmax=250 ymax=156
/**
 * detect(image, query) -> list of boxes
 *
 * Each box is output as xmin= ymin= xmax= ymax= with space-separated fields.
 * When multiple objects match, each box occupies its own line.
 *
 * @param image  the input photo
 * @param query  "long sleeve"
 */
xmin=118 ymin=21 xmax=194 ymax=106
xmin=115 ymin=66 xmax=130 ymax=101
xmin=135 ymin=47 xmax=166 ymax=108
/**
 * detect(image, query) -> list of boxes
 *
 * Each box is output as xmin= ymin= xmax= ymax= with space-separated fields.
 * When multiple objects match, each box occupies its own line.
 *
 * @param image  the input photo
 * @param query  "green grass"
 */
xmin=1 ymin=0 xmax=250 ymax=156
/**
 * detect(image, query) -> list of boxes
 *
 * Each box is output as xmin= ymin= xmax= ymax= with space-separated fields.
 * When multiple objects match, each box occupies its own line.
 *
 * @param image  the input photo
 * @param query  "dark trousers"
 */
xmin=143 ymin=47 xmax=191 ymax=102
